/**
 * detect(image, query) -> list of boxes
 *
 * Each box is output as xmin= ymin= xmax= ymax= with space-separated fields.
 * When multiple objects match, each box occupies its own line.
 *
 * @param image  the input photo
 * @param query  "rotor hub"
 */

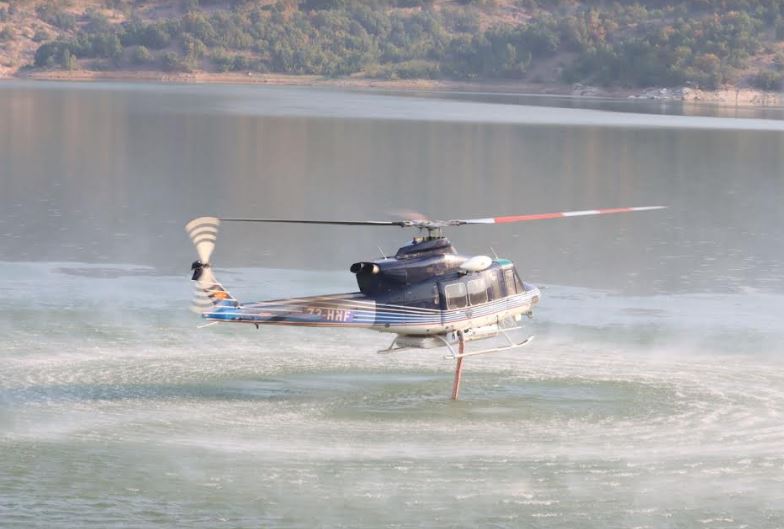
xmin=190 ymin=260 xmax=210 ymax=281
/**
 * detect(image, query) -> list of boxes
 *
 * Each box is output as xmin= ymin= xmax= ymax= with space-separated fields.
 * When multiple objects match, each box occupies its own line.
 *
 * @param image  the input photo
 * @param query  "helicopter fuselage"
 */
xmin=200 ymin=237 xmax=540 ymax=338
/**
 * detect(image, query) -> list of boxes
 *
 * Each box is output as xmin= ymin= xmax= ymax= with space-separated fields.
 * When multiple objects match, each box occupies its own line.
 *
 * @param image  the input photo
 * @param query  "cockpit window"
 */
xmin=503 ymin=269 xmax=518 ymax=295
xmin=513 ymin=271 xmax=524 ymax=293
xmin=444 ymin=282 xmax=467 ymax=309
xmin=467 ymin=278 xmax=488 ymax=305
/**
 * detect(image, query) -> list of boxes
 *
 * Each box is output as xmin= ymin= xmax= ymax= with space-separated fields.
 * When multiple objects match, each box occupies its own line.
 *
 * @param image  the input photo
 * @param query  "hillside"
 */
xmin=2 ymin=0 xmax=784 ymax=97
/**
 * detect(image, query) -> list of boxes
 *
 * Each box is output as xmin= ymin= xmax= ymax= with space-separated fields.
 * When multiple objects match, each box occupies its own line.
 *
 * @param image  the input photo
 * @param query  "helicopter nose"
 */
xmin=523 ymin=282 xmax=541 ymax=303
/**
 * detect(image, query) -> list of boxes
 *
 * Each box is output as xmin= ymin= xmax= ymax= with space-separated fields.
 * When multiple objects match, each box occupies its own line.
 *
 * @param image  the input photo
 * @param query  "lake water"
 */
xmin=1 ymin=81 xmax=784 ymax=528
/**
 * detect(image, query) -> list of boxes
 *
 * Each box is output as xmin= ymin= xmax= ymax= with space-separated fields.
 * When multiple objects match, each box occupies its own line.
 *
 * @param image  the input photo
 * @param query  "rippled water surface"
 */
xmin=1 ymin=82 xmax=784 ymax=528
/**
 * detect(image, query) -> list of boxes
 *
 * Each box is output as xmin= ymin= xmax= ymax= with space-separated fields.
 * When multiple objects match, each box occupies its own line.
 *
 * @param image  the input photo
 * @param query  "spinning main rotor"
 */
xmin=186 ymin=205 xmax=666 ymax=273
xmin=221 ymin=206 xmax=666 ymax=239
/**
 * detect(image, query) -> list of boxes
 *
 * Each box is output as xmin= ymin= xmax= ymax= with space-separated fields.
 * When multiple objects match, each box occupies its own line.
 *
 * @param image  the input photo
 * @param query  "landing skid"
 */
xmin=378 ymin=325 xmax=534 ymax=400
xmin=442 ymin=331 xmax=534 ymax=360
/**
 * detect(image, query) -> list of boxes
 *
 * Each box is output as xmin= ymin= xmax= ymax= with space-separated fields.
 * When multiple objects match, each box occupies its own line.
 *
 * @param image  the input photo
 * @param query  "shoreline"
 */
xmin=5 ymin=69 xmax=784 ymax=108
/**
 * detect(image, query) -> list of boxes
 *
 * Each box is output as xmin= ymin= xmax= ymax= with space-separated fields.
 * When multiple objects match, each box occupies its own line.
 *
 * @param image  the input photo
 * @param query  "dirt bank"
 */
xmin=6 ymin=68 xmax=783 ymax=108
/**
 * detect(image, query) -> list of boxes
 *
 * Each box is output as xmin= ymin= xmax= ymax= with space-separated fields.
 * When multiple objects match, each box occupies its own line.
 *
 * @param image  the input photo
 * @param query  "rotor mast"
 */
xmin=420 ymin=225 xmax=444 ymax=240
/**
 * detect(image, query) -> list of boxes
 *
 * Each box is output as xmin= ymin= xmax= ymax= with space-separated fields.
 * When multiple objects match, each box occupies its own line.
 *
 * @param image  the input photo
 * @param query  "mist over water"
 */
xmin=1 ymin=81 xmax=784 ymax=528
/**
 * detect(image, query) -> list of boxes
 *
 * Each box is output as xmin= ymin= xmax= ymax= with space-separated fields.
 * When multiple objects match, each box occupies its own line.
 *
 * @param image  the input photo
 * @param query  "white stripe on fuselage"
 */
xmin=203 ymin=289 xmax=540 ymax=336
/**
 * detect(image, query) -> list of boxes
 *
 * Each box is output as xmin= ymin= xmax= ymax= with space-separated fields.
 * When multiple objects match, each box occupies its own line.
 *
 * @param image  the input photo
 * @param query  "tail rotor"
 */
xmin=185 ymin=217 xmax=237 ymax=313
xmin=186 ymin=216 xmax=219 ymax=265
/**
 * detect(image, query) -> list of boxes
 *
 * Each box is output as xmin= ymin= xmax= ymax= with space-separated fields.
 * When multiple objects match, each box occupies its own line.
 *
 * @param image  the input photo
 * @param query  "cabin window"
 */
xmin=467 ymin=278 xmax=488 ymax=305
xmin=444 ymin=283 xmax=467 ymax=309
xmin=504 ymin=269 xmax=518 ymax=295
xmin=514 ymin=271 xmax=524 ymax=293
xmin=487 ymin=270 xmax=503 ymax=300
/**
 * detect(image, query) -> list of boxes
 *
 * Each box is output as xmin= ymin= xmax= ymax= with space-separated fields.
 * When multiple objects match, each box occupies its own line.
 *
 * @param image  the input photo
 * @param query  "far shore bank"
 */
xmin=5 ymin=69 xmax=784 ymax=108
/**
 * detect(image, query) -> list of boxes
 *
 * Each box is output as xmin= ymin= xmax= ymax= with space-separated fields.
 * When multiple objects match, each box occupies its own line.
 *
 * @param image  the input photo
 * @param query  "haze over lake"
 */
xmin=2 ymin=81 xmax=784 ymax=528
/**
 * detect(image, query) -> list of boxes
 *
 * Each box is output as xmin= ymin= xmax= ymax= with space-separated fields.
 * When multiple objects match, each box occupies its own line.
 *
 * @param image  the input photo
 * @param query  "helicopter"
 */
xmin=186 ymin=206 xmax=665 ymax=399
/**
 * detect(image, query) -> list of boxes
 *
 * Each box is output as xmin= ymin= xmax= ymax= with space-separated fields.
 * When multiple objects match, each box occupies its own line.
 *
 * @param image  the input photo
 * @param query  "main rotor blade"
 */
xmin=220 ymin=218 xmax=409 ymax=227
xmin=218 ymin=206 xmax=666 ymax=230
xmin=451 ymin=206 xmax=667 ymax=225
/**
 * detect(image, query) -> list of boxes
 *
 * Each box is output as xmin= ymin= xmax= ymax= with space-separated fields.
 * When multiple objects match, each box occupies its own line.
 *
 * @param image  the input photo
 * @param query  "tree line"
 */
xmin=28 ymin=0 xmax=784 ymax=90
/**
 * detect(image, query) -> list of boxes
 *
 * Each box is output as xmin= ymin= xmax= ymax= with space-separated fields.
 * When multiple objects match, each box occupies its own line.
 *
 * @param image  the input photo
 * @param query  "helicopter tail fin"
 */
xmin=186 ymin=217 xmax=238 ymax=313
xmin=190 ymin=266 xmax=238 ymax=313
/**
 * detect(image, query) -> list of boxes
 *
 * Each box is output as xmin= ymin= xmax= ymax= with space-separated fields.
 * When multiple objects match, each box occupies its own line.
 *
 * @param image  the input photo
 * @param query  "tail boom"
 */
xmin=199 ymin=293 xmax=377 ymax=328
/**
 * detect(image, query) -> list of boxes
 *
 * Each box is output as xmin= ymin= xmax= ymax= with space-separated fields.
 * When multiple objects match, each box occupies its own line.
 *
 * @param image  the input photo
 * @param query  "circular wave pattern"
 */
xmin=1 ymin=265 xmax=783 ymax=528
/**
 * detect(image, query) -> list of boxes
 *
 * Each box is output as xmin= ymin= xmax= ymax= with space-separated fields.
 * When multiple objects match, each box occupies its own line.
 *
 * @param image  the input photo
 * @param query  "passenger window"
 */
xmin=444 ymin=283 xmax=467 ymax=309
xmin=504 ymin=269 xmax=517 ymax=295
xmin=487 ymin=270 xmax=502 ymax=300
xmin=467 ymin=278 xmax=488 ymax=305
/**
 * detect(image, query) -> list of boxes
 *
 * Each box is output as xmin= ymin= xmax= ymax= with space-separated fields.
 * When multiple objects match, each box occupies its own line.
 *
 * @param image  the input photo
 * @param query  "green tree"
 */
xmin=752 ymin=70 xmax=783 ymax=90
xmin=35 ymin=3 xmax=77 ymax=31
xmin=129 ymin=45 xmax=152 ymax=65
xmin=160 ymin=51 xmax=187 ymax=72
xmin=694 ymin=52 xmax=722 ymax=88
xmin=62 ymin=48 xmax=77 ymax=70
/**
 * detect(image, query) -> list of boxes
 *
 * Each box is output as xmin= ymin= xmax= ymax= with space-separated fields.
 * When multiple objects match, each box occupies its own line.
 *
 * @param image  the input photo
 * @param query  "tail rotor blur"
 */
xmin=185 ymin=216 xmax=220 ymax=265
xmin=185 ymin=217 xmax=237 ymax=313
